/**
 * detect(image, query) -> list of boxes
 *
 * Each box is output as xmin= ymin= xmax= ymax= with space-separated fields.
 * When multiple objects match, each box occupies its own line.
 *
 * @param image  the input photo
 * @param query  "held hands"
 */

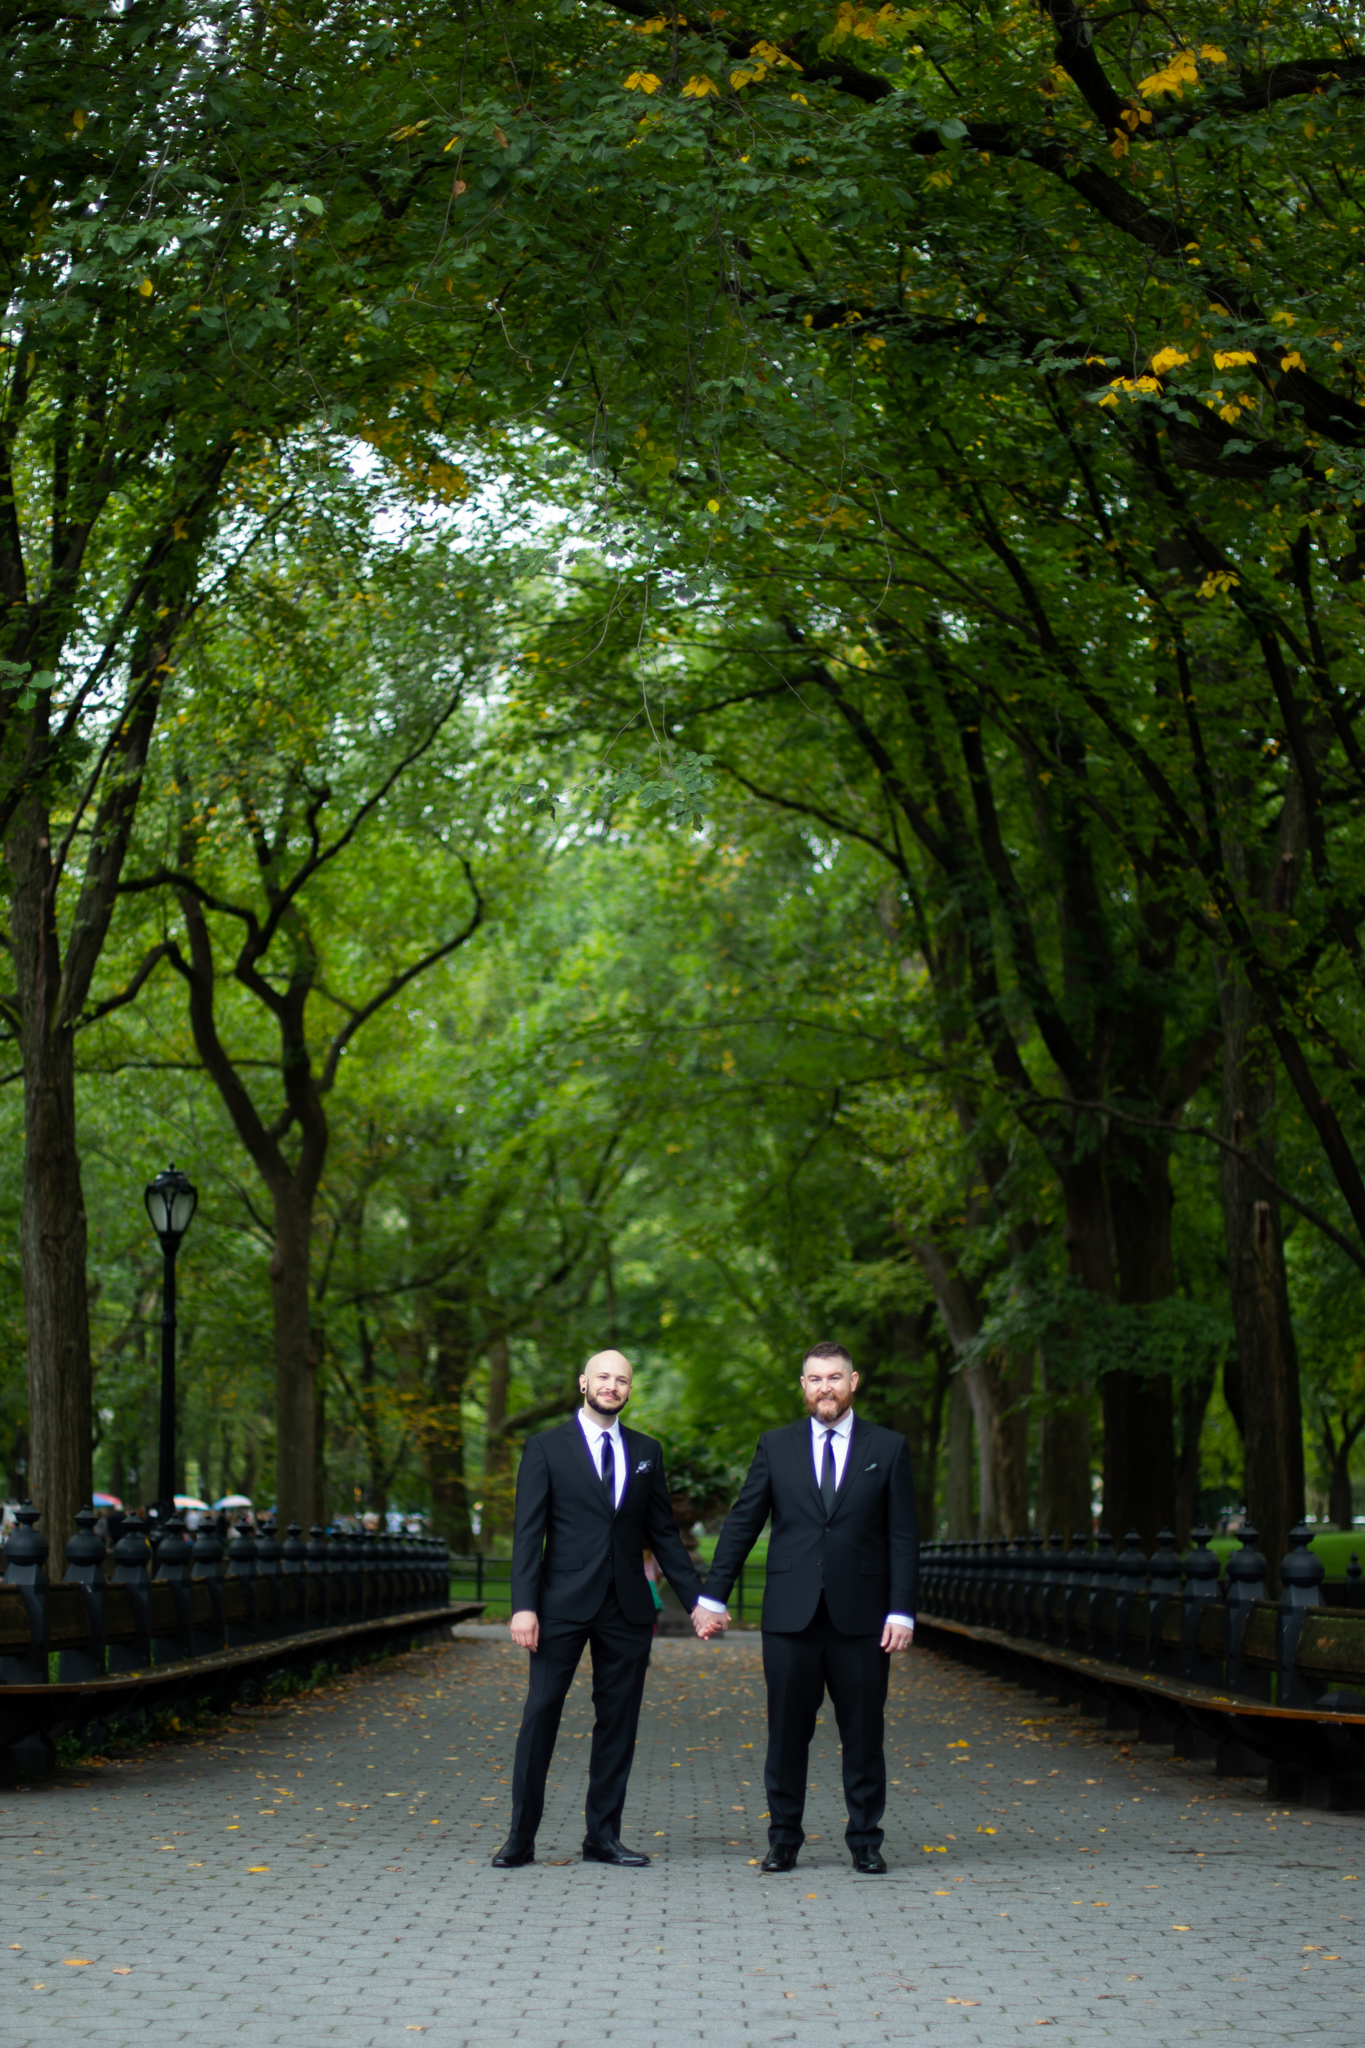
xmin=880 ymin=1619 xmax=914 ymax=1654
xmin=692 ymin=1604 xmax=729 ymax=1640
xmin=510 ymin=1609 xmax=540 ymax=1652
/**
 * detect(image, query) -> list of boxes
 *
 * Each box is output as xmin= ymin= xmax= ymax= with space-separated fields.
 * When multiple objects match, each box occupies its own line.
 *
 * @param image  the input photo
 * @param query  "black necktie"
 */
xmin=821 ymin=1428 xmax=838 ymax=1515
xmin=600 ymin=1432 xmax=615 ymax=1507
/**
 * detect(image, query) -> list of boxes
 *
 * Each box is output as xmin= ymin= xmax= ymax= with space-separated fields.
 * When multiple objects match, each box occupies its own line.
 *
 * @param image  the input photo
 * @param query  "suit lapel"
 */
xmin=799 ymin=1418 xmax=826 ymax=1516
xmin=615 ymin=1428 xmax=646 ymax=1516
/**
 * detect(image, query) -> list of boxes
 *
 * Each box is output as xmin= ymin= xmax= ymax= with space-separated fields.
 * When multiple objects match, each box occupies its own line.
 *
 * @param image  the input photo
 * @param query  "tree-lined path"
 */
xmin=3 ymin=1625 xmax=1362 ymax=2045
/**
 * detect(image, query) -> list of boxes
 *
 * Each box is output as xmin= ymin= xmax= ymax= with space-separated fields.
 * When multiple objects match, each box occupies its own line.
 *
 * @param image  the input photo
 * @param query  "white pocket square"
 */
xmin=864 ymin=1462 xmax=878 ymax=1471
xmin=635 ymin=1459 xmax=653 ymax=1473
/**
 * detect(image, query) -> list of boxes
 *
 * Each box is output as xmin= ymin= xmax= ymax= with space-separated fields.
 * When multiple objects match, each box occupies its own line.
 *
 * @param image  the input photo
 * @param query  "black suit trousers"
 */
xmin=762 ymin=1595 xmax=890 ymax=1850
xmin=508 ymin=1584 xmax=654 ymax=1849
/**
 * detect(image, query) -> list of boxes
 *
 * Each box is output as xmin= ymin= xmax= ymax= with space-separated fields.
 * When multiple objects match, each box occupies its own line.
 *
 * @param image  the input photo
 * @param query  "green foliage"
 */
xmin=8 ymin=0 xmax=1365 ymax=1540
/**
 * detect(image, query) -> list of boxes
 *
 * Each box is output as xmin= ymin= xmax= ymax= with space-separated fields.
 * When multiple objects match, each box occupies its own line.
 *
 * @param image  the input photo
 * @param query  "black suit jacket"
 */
xmin=703 ymin=1415 xmax=918 ymax=1635
xmin=510 ymin=1418 xmax=705 ymax=1627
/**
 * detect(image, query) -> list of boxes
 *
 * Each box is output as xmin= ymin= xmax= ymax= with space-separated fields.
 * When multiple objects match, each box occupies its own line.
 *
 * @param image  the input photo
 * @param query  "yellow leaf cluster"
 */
xmin=833 ymin=2 xmax=906 ymax=43
xmin=732 ymin=38 xmax=803 ymax=87
xmin=681 ymin=73 xmax=721 ymax=96
xmin=1197 ymin=570 xmax=1240 ymax=600
xmin=1137 ymin=48 xmax=1199 ymax=99
xmin=1098 ymin=374 xmax=1161 ymax=408
xmin=1150 ymin=346 xmax=1190 ymax=375
xmin=623 ymin=71 xmax=663 ymax=93
xmin=632 ymin=13 xmax=671 ymax=29
xmin=1213 ymin=349 xmax=1257 ymax=369
xmin=1281 ymin=349 xmax=1306 ymax=372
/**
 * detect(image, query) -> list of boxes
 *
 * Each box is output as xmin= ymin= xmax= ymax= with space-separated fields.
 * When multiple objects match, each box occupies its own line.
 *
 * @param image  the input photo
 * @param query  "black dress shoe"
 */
xmin=582 ymin=1835 xmax=650 ymax=1866
xmin=491 ymin=1840 xmax=535 ymax=1868
xmin=760 ymin=1843 xmax=800 ymax=1873
xmin=851 ymin=1846 xmax=888 ymax=1874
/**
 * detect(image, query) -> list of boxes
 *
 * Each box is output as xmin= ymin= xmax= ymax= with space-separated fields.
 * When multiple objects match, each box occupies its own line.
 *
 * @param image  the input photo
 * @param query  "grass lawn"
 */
xmin=1208 ymin=1531 xmax=1363 ymax=1578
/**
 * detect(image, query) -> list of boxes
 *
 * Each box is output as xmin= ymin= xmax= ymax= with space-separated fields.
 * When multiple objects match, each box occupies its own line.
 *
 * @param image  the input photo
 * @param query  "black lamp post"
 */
xmin=144 ymin=1164 xmax=198 ymax=1524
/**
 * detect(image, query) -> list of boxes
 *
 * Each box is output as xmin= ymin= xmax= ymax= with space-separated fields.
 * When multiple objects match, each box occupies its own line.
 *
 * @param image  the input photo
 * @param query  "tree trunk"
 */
xmin=270 ymin=1186 xmax=317 ymax=1532
xmin=1219 ymin=974 xmax=1304 ymax=1591
xmin=979 ymin=1349 xmax=1032 ymax=1536
xmin=917 ymin=1343 xmax=952 ymax=1539
xmin=945 ymin=1370 xmax=974 ymax=1538
xmin=1174 ymin=1364 xmax=1216 ymax=1548
xmin=424 ymin=1298 xmax=474 ymax=1550
xmin=355 ymin=1314 xmax=389 ymax=1520
xmin=1038 ymin=1356 xmax=1092 ymax=1539
xmin=1107 ymin=1129 xmax=1179 ymax=1547
xmin=911 ymin=1235 xmax=1007 ymax=1534
xmin=313 ymin=1359 xmax=328 ymax=1525
xmin=9 ymin=800 xmax=92 ymax=1571
xmin=481 ymin=1331 xmax=512 ymax=1545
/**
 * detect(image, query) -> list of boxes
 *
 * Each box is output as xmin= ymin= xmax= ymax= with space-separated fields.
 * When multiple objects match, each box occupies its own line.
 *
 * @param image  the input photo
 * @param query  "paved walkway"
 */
xmin=2 ymin=1623 xmax=1362 ymax=2045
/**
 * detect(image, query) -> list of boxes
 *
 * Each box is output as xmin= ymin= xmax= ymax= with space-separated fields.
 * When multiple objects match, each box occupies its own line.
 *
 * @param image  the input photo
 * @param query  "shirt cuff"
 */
xmin=885 ymin=1613 xmax=915 ymax=1630
xmin=696 ymin=1595 xmax=727 ymax=1613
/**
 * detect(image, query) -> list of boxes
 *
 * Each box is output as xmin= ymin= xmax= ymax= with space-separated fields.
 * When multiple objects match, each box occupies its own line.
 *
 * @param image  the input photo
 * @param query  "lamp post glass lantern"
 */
xmin=145 ymin=1165 xmax=197 ymax=1524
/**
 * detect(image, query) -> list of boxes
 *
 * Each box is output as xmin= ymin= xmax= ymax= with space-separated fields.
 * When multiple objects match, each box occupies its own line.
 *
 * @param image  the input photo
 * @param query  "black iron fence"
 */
xmin=0 ymin=1503 xmax=455 ymax=1683
xmin=919 ymin=1523 xmax=1365 ymax=1711
xmin=0 ymin=1501 xmax=468 ymax=1780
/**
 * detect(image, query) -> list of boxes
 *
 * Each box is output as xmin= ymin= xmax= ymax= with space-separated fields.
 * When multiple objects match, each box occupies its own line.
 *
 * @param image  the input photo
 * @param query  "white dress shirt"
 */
xmin=579 ymin=1409 xmax=624 ymax=1507
xmin=812 ymin=1406 xmax=856 ymax=1486
xmin=698 ymin=1409 xmax=913 ymax=1631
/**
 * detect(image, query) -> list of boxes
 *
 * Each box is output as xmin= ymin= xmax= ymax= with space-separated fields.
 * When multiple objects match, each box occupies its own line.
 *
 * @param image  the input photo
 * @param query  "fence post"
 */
xmin=1146 ymin=1529 xmax=1183 ymax=1671
xmin=227 ymin=1519 xmax=259 ymax=1646
xmin=1042 ymin=1533 xmax=1066 ymax=1644
xmin=1181 ymin=1524 xmax=1223 ymax=1683
xmin=1086 ymin=1530 xmax=1118 ymax=1653
xmin=190 ymin=1516 xmax=226 ymax=1654
xmin=108 ymin=1516 xmax=153 ymax=1672
xmin=1225 ymin=1526 xmax=1270 ymax=1700
xmin=305 ymin=1524 xmax=330 ymax=1624
xmin=154 ymin=1516 xmax=195 ymax=1661
xmin=255 ymin=1518 xmax=283 ymax=1638
xmin=60 ymin=1506 xmax=107 ymax=1682
xmin=1113 ymin=1532 xmax=1149 ymax=1667
xmin=1277 ymin=1521 xmax=1324 ymax=1708
xmin=328 ymin=1527 xmax=350 ymax=1620
xmin=1061 ymin=1532 xmax=1090 ymax=1650
xmin=1 ymin=1502 xmax=49 ymax=1685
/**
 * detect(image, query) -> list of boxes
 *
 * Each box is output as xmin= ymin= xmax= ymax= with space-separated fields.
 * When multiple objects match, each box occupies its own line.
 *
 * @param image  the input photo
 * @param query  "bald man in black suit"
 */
xmin=492 ymin=1349 xmax=706 ymax=1868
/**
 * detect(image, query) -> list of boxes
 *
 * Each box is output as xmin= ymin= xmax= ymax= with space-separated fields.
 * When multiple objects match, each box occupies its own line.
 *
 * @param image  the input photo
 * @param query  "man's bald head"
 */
xmin=580 ymin=1349 xmax=633 ymax=1421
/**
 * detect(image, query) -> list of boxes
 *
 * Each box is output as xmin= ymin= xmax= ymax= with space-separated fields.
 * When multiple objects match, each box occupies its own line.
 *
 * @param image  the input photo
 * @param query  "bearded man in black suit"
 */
xmin=697 ymin=1339 xmax=918 ymax=1875
xmin=492 ymin=1349 xmax=708 ymax=1869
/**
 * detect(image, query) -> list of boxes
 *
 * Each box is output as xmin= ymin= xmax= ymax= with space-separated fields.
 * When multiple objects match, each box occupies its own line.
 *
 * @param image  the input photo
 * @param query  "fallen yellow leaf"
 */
xmin=63 ymin=1959 xmax=94 ymax=1967
xmin=112 ymin=1967 xmax=132 ymax=1975
xmin=946 ymin=1997 xmax=980 ymax=2006
xmin=1171 ymin=1924 xmax=1190 ymax=1931
xmin=247 ymin=1865 xmax=270 ymax=1873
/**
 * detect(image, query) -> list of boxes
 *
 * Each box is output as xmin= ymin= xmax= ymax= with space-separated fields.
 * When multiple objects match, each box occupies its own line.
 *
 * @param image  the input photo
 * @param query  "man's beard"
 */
xmin=586 ymin=1388 xmax=628 ymax=1418
xmin=806 ymin=1391 xmax=852 ymax=1423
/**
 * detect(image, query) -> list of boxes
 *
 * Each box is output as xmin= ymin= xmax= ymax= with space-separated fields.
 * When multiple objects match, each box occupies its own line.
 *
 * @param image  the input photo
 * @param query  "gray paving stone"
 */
xmin=2 ymin=1625 xmax=1363 ymax=2043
